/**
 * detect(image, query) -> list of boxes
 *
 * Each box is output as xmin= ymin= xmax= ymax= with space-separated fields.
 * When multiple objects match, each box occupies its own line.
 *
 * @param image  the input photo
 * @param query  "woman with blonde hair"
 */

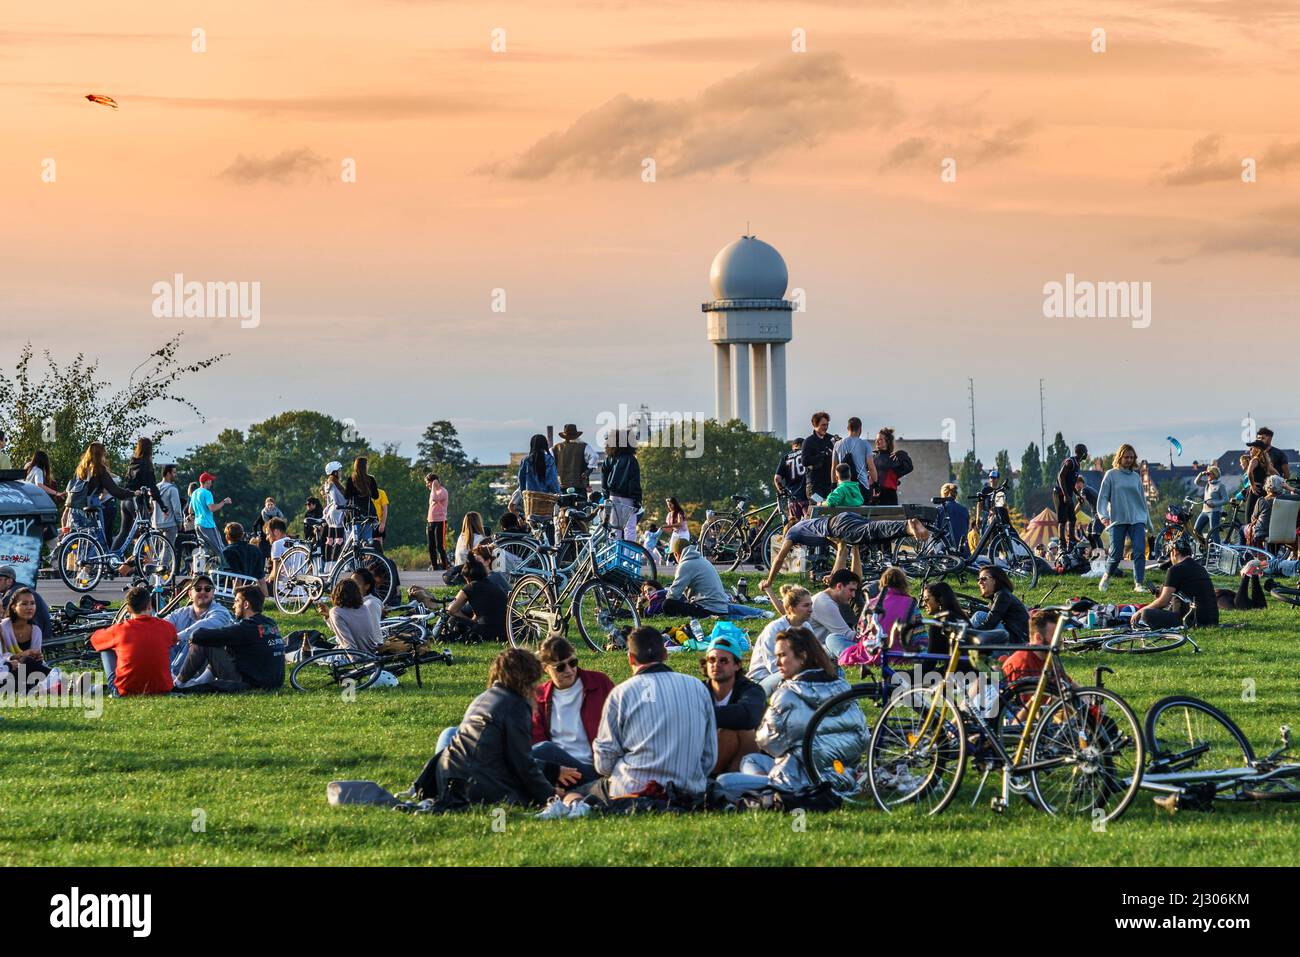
xmin=69 ymin=442 xmax=133 ymax=543
xmin=753 ymin=582 xmax=814 ymax=694
xmin=1095 ymin=443 xmax=1150 ymax=593
xmin=1193 ymin=464 xmax=1227 ymax=546
xmin=454 ymin=511 xmax=487 ymax=566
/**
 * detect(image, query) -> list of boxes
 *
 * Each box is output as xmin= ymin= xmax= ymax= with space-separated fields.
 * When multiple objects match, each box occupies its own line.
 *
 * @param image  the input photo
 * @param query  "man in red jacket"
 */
xmin=531 ymin=636 xmax=614 ymax=786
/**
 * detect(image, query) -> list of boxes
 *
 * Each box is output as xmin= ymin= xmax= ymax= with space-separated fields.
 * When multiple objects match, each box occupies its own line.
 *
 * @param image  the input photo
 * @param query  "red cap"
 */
xmin=199 ymin=472 xmax=216 ymax=484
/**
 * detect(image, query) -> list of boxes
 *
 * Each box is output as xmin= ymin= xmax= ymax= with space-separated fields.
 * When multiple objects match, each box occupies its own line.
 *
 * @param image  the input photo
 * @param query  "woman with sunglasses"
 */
xmin=972 ymin=565 xmax=1029 ymax=645
xmin=530 ymin=637 xmax=613 ymax=786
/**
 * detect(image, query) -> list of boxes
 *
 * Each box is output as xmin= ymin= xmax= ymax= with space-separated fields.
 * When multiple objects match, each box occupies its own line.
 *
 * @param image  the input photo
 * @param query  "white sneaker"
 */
xmin=1134 ymin=584 xmax=1149 ymax=595
xmin=535 ymin=797 xmax=571 ymax=820
xmin=1098 ymin=573 xmax=1110 ymax=593
xmin=567 ymin=801 xmax=592 ymax=819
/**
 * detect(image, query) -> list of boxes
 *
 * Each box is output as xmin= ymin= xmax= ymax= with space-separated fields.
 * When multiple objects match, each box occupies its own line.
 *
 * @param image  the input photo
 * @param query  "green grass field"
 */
xmin=4 ymin=570 xmax=1299 ymax=866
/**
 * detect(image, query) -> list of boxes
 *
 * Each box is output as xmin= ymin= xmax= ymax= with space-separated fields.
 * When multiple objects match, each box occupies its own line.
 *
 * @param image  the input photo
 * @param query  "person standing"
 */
xmin=425 ymin=473 xmax=449 ymax=570
xmin=371 ymin=486 xmax=390 ymax=552
xmin=1053 ymin=443 xmax=1088 ymax=547
xmin=833 ymin=417 xmax=876 ymax=502
xmin=190 ymin=472 xmax=231 ymax=565
xmin=343 ymin=457 xmax=380 ymax=544
xmin=1193 ymin=465 xmax=1227 ymax=546
xmin=111 ymin=438 xmax=166 ymax=555
xmin=773 ymin=436 xmax=808 ymax=525
xmin=1255 ymin=427 xmax=1290 ymax=479
xmin=322 ymin=462 xmax=348 ymax=561
xmin=601 ymin=432 xmax=642 ymax=541
xmin=870 ymin=427 xmax=912 ymax=506
xmin=0 ymin=431 xmax=10 ymax=470
xmin=800 ymin=412 xmax=836 ymax=502
xmin=551 ymin=424 xmax=598 ymax=494
xmin=151 ymin=464 xmax=184 ymax=553
xmin=1095 ymin=444 xmax=1151 ymax=594
xmin=257 ymin=498 xmax=285 ymax=560
xmin=1243 ymin=442 xmax=1275 ymax=534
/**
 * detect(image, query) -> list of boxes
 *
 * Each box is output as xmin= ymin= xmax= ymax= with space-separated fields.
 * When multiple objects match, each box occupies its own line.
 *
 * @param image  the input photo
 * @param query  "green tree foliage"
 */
xmin=0 ymin=335 xmax=225 ymax=484
xmin=957 ymin=451 xmax=983 ymax=500
xmin=637 ymin=419 xmax=785 ymax=525
xmin=417 ymin=420 xmax=474 ymax=469
xmin=1018 ymin=442 xmax=1043 ymax=512
xmin=1043 ymin=432 xmax=1070 ymax=493
xmin=995 ymin=449 xmax=1014 ymax=500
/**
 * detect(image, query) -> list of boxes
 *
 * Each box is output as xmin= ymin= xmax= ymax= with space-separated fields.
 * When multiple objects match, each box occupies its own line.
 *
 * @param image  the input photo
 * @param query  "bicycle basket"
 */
xmin=594 ymin=539 xmax=643 ymax=585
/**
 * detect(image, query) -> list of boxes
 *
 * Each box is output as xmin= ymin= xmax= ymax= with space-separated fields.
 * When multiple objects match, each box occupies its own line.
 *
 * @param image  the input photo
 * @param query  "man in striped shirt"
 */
xmin=590 ymin=627 xmax=717 ymax=800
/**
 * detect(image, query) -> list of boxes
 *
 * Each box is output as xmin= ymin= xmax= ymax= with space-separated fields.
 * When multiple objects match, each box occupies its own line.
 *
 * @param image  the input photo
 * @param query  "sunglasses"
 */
xmin=193 ymin=586 xmax=214 ymax=593
xmin=550 ymin=658 xmax=579 ymax=672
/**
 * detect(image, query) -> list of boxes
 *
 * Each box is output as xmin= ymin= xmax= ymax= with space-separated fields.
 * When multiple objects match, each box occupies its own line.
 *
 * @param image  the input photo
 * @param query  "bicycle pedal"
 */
xmin=1153 ymin=793 xmax=1180 ymax=815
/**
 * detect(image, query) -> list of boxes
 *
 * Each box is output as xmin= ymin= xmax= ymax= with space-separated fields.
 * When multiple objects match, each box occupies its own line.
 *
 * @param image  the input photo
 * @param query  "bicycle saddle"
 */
xmin=965 ymin=627 xmax=1010 ymax=643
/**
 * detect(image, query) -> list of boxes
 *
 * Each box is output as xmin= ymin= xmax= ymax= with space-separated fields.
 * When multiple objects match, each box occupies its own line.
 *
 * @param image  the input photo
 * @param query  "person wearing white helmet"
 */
xmin=322 ymin=461 xmax=347 ymax=562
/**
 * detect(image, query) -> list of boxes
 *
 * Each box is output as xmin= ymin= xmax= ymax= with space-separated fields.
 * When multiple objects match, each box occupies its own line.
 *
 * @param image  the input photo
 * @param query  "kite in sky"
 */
xmin=1166 ymin=436 xmax=1183 ymax=457
xmin=84 ymin=94 xmax=118 ymax=109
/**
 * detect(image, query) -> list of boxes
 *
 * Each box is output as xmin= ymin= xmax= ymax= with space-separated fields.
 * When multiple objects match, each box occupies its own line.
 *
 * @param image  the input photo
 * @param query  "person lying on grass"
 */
xmin=714 ymin=627 xmax=867 ymax=803
xmin=410 ymin=647 xmax=579 ymax=808
xmin=173 ymin=585 xmax=285 ymax=693
xmin=536 ymin=626 xmax=716 ymax=819
xmin=700 ymin=635 xmax=765 ymax=774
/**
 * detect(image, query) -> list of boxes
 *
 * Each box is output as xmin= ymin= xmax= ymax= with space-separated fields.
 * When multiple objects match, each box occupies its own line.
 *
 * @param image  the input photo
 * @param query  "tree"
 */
xmin=416 ymin=420 xmax=474 ymax=469
xmin=0 ymin=334 xmax=225 ymax=484
xmin=1043 ymin=432 xmax=1070 ymax=493
xmin=1018 ymin=442 xmax=1043 ymax=513
xmin=995 ymin=449 xmax=1014 ymax=501
xmin=637 ymin=419 xmax=785 ymax=525
xmin=957 ymin=451 xmax=983 ymax=500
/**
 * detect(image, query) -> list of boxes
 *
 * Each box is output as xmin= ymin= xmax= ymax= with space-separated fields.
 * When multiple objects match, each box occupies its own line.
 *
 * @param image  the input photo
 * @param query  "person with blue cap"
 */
xmin=700 ymin=634 xmax=765 ymax=774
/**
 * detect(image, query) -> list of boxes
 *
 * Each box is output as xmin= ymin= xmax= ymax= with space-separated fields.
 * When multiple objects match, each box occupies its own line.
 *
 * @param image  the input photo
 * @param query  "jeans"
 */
xmin=726 ymin=603 xmax=769 ymax=620
xmin=715 ymin=753 xmax=776 ymax=801
xmin=531 ymin=741 xmax=599 ymax=785
xmin=100 ymin=650 xmax=120 ymax=695
xmin=1194 ymin=509 xmax=1222 ymax=546
xmin=1106 ymin=522 xmax=1146 ymax=584
xmin=823 ymin=633 xmax=856 ymax=659
xmin=610 ymin=495 xmax=638 ymax=541
xmin=435 ymin=726 xmax=458 ymax=755
xmin=196 ymin=525 xmax=224 ymax=565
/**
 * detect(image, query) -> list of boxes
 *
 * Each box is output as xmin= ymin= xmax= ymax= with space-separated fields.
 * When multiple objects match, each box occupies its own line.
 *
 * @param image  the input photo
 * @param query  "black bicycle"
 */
xmin=894 ymin=482 xmax=1038 ymax=587
xmin=699 ymin=493 xmax=787 ymax=571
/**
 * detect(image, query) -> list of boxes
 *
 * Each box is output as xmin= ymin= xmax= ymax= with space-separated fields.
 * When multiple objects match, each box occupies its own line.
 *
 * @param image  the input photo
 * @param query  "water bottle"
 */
xmin=689 ymin=618 xmax=705 ymax=642
xmin=1086 ymin=609 xmax=1098 ymax=629
xmin=735 ymin=577 xmax=748 ymax=601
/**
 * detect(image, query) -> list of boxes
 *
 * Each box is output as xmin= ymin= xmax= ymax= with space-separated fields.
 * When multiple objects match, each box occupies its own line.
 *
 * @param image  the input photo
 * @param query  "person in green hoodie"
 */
xmin=825 ymin=463 xmax=865 ymax=508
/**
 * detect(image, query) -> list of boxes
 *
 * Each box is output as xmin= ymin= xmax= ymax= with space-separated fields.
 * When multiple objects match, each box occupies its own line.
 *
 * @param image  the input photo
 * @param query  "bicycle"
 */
xmin=506 ymin=504 xmax=641 ymax=652
xmin=39 ymin=597 xmax=116 ymax=669
xmin=290 ymin=598 xmax=454 ymax=691
xmin=1140 ymin=696 xmax=1300 ymax=809
xmin=55 ymin=492 xmax=178 ymax=592
xmin=893 ymin=481 xmax=1039 ymax=587
xmin=699 ymin=493 xmax=787 ymax=571
xmin=272 ymin=508 xmax=396 ymax=614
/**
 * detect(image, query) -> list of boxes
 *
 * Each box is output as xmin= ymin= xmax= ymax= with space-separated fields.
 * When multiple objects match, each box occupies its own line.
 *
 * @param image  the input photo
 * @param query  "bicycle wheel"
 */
xmin=1143 ymin=696 xmax=1254 ymax=782
xmin=507 ymin=574 xmax=558 ymax=650
xmin=331 ymin=548 xmax=395 ymax=604
xmin=57 ymin=532 xmax=104 ymax=592
xmin=1222 ymin=522 xmax=1244 ymax=546
xmin=273 ymin=545 xmax=316 ymax=615
xmin=1029 ymin=687 xmax=1144 ymax=823
xmin=496 ymin=536 xmax=547 ymax=579
xmin=628 ymin=543 xmax=658 ymax=584
xmin=1102 ymin=630 xmax=1188 ymax=654
xmin=801 ymin=685 xmax=880 ymax=803
xmin=573 ymin=579 xmax=639 ymax=652
xmin=134 ymin=531 xmax=177 ymax=583
xmin=989 ymin=533 xmax=1039 ymax=587
xmin=867 ymin=686 xmax=967 ymax=815
xmin=699 ymin=517 xmax=741 ymax=564
xmin=290 ymin=649 xmax=383 ymax=692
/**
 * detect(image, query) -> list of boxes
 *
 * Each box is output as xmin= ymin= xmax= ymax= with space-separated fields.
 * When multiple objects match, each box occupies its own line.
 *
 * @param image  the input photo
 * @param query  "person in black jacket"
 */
xmin=111 ymin=437 xmax=167 ymax=554
xmin=600 ymin=433 xmax=642 ymax=541
xmin=1053 ymin=443 xmax=1087 ymax=548
xmin=972 ymin=565 xmax=1029 ymax=645
xmin=869 ymin=427 xmax=912 ymax=506
xmin=343 ymin=456 xmax=380 ymax=544
xmin=800 ymin=412 xmax=836 ymax=501
xmin=412 ymin=648 xmax=578 ymax=806
xmin=173 ymin=586 xmax=285 ymax=692
xmin=701 ymin=635 xmax=766 ymax=774
xmin=220 ymin=522 xmax=266 ymax=580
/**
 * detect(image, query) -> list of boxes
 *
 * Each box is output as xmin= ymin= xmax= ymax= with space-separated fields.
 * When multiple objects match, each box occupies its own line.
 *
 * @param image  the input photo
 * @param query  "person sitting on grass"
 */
xmin=920 ymin=580 xmax=971 ymax=666
xmin=752 ymin=583 xmax=815 ymax=695
xmin=411 ymin=647 xmax=578 ymax=808
xmin=174 ymin=585 xmax=284 ymax=693
xmin=264 ymin=517 xmax=292 ymax=591
xmin=530 ymin=636 xmax=613 ymax=787
xmin=318 ymin=578 xmax=381 ymax=654
xmin=221 ymin=522 xmax=266 ymax=581
xmin=824 ymin=463 xmax=865 ymax=508
xmin=1 ymin=587 xmax=50 ymax=690
xmin=838 ymin=565 xmax=923 ymax=667
xmin=972 ymin=565 xmax=1029 ymax=645
xmin=164 ymin=575 xmax=235 ymax=674
xmin=90 ymin=585 xmax=178 ymax=696
xmin=714 ymin=627 xmax=866 ymax=802
xmin=807 ymin=568 xmax=860 ymax=659
xmin=350 ymin=567 xmax=385 ymax=632
xmin=0 ymin=565 xmax=53 ymax=648
xmin=1133 ymin=538 xmax=1218 ymax=629
xmin=662 ymin=543 xmax=769 ymax=620
xmin=447 ymin=558 xmax=508 ymax=643
xmin=999 ymin=608 xmax=1076 ymax=723
xmin=537 ymin=626 xmax=717 ymax=818
xmin=701 ymin=635 xmax=765 ymax=774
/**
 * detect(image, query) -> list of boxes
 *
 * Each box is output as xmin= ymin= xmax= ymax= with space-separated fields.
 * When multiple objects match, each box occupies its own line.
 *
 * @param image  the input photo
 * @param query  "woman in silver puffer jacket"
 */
xmin=715 ymin=627 xmax=869 ymax=799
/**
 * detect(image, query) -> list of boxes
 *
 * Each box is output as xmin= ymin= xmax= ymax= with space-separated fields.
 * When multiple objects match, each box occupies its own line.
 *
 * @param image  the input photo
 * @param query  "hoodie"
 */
xmin=665 ymin=544 xmax=731 ymax=615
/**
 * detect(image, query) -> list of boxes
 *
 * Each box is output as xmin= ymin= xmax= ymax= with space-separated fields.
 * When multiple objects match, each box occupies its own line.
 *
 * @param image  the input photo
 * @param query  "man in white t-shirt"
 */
xmin=808 ymin=568 xmax=860 ymax=658
xmin=531 ymin=636 xmax=614 ymax=786
xmin=263 ymin=517 xmax=293 ymax=593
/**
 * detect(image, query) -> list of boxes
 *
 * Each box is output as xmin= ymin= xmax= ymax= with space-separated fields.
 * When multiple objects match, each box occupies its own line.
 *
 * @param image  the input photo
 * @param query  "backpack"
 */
xmin=739 ymin=782 xmax=843 ymax=813
xmin=65 ymin=475 xmax=90 ymax=510
xmin=893 ymin=450 xmax=914 ymax=479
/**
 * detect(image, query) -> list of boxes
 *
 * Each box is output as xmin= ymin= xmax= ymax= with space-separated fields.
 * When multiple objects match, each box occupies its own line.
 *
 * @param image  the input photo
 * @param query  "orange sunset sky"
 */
xmin=3 ymin=1 xmax=1300 ymax=464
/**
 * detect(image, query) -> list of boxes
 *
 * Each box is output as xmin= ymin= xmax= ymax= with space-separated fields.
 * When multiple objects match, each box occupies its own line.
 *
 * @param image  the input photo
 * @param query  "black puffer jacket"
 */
xmin=430 ymin=684 xmax=558 ymax=806
xmin=124 ymin=457 xmax=164 ymax=508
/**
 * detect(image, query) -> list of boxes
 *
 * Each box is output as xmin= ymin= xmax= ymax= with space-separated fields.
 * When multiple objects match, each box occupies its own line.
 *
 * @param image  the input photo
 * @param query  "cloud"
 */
xmin=127 ymin=92 xmax=492 ymax=121
xmin=483 ymin=53 xmax=900 ymax=179
xmin=1188 ymin=206 xmax=1300 ymax=258
xmin=219 ymin=148 xmax=327 ymax=185
xmin=879 ymin=114 xmax=1037 ymax=172
xmin=1161 ymin=134 xmax=1300 ymax=186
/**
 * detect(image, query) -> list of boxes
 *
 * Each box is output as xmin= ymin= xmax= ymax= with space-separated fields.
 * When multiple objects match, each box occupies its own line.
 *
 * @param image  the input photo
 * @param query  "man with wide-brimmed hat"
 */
xmin=551 ymin=423 xmax=598 ymax=494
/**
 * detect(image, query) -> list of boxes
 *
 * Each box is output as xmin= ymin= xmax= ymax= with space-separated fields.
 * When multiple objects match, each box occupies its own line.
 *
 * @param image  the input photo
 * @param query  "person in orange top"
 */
xmin=90 ymin=586 xmax=178 ymax=696
xmin=999 ymin=608 xmax=1075 ymax=723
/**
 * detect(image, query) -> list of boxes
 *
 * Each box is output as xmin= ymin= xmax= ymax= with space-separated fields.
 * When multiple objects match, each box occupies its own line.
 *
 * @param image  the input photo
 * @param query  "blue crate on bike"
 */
xmin=595 ymin=539 xmax=643 ymax=585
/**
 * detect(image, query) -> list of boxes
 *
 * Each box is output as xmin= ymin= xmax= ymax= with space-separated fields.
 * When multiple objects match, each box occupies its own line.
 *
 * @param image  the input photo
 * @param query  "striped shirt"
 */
xmin=593 ymin=663 xmax=718 ymax=798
